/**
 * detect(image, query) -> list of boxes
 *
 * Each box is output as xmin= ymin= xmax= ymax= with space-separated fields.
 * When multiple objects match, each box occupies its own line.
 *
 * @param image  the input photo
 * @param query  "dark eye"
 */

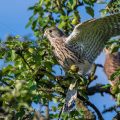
xmin=49 ymin=30 xmax=52 ymax=33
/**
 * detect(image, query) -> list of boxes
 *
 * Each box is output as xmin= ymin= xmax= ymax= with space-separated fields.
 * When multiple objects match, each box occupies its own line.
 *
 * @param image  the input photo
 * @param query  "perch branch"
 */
xmin=77 ymin=93 xmax=104 ymax=120
xmin=86 ymin=84 xmax=113 ymax=96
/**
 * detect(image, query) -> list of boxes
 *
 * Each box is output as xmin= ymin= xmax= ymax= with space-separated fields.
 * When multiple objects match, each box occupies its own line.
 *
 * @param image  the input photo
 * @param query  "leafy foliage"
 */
xmin=100 ymin=0 xmax=120 ymax=16
xmin=0 ymin=0 xmax=120 ymax=119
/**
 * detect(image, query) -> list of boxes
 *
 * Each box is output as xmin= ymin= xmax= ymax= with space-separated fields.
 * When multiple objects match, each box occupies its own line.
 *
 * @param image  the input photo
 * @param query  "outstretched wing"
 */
xmin=66 ymin=13 xmax=120 ymax=63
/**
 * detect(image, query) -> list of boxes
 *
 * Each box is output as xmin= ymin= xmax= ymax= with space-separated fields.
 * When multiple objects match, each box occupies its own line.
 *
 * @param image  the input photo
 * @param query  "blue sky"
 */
xmin=0 ymin=0 xmax=117 ymax=120
xmin=0 ymin=0 xmax=37 ymax=39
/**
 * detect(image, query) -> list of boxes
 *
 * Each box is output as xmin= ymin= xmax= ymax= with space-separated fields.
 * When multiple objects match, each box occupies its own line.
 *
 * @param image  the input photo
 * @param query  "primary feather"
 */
xmin=66 ymin=13 xmax=120 ymax=64
xmin=45 ymin=13 xmax=120 ymax=75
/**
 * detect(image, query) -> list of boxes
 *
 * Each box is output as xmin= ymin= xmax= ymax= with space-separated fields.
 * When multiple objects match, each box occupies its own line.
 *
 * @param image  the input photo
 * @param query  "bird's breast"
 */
xmin=53 ymin=43 xmax=91 ymax=75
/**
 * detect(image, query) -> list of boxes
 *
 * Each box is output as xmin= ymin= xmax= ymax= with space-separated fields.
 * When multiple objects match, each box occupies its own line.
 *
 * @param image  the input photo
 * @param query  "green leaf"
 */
xmin=11 ymin=50 xmax=16 ymax=61
xmin=69 ymin=0 xmax=73 ymax=5
xmin=85 ymin=6 xmax=94 ymax=17
xmin=52 ymin=106 xmax=57 ymax=112
xmin=100 ymin=9 xmax=107 ymax=17
xmin=117 ymin=93 xmax=120 ymax=105
xmin=25 ymin=15 xmax=34 ymax=28
xmin=25 ymin=20 xmax=33 ymax=28
xmin=32 ymin=19 xmax=37 ymax=30
xmin=110 ymin=69 xmax=120 ymax=81
xmin=40 ymin=0 xmax=44 ymax=6
xmin=83 ymin=0 xmax=96 ymax=6
xmin=111 ymin=46 xmax=119 ymax=53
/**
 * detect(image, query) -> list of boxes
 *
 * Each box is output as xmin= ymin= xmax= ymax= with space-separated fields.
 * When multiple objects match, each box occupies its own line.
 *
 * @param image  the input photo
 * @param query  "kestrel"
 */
xmin=44 ymin=13 xmax=120 ymax=111
xmin=44 ymin=13 xmax=120 ymax=75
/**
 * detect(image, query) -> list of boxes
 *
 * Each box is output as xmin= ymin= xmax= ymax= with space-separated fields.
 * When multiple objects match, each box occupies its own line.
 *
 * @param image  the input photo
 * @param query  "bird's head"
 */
xmin=44 ymin=27 xmax=65 ymax=40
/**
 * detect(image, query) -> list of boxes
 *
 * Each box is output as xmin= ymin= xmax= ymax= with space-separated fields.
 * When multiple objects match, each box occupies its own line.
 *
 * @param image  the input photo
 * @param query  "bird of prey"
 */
xmin=44 ymin=13 xmax=120 ymax=75
xmin=44 ymin=13 xmax=120 ymax=111
xmin=104 ymin=47 xmax=120 ymax=86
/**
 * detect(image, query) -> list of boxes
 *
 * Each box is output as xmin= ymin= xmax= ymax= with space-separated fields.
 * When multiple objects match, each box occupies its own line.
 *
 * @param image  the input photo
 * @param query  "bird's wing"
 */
xmin=66 ymin=13 xmax=120 ymax=63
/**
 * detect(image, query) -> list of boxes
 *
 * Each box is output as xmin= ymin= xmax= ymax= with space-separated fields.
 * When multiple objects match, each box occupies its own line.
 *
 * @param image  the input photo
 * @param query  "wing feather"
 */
xmin=66 ymin=13 xmax=120 ymax=63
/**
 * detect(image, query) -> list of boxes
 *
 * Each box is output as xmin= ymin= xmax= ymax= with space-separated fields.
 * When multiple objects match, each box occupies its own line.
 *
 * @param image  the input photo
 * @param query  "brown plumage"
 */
xmin=44 ymin=13 xmax=120 ymax=75
xmin=104 ymin=48 xmax=120 ymax=86
xmin=44 ymin=13 xmax=120 ymax=111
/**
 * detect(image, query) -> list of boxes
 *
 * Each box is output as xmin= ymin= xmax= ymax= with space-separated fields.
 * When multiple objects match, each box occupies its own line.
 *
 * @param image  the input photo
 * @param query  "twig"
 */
xmin=45 ymin=102 xmax=49 ymax=120
xmin=38 ymin=87 xmax=64 ymax=96
xmin=19 ymin=54 xmax=34 ymax=72
xmin=102 ymin=105 xmax=120 ymax=114
xmin=87 ymin=63 xmax=103 ymax=86
xmin=86 ymin=84 xmax=113 ymax=96
xmin=0 ymin=79 xmax=14 ymax=89
xmin=0 ymin=80 xmax=10 ymax=87
xmin=58 ymin=105 xmax=64 ymax=120
xmin=77 ymin=93 xmax=104 ymax=120
xmin=15 ymin=49 xmax=34 ymax=72
xmin=56 ymin=82 xmax=104 ymax=120
xmin=66 ymin=0 xmax=84 ymax=15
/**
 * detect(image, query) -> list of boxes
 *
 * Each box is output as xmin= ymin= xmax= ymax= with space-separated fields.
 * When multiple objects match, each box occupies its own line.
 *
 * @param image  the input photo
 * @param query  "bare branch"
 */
xmin=86 ymin=84 xmax=113 ymax=96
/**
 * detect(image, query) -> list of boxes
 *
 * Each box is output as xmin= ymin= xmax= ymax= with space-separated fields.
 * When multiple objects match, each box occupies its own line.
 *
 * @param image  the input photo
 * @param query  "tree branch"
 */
xmin=56 ymin=81 xmax=104 ymax=120
xmin=77 ymin=93 xmax=104 ymax=120
xmin=15 ymin=49 xmax=34 ymax=72
xmin=86 ymin=84 xmax=113 ymax=96
xmin=19 ymin=54 xmax=34 ymax=72
xmin=102 ymin=105 xmax=120 ymax=114
xmin=38 ymin=87 xmax=64 ymax=96
xmin=45 ymin=102 xmax=49 ymax=120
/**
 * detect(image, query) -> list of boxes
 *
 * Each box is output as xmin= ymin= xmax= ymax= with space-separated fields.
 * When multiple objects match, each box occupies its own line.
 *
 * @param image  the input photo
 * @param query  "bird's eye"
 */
xmin=49 ymin=30 xmax=52 ymax=33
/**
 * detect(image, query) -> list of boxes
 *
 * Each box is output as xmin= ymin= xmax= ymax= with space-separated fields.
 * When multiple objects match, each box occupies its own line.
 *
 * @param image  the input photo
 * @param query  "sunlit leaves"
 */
xmin=0 ymin=35 xmax=56 ymax=118
xmin=100 ymin=0 xmax=120 ymax=15
xmin=100 ymin=9 xmax=108 ymax=17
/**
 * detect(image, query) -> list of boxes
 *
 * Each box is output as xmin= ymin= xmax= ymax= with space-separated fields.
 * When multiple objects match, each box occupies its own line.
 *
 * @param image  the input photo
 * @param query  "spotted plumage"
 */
xmin=44 ymin=13 xmax=120 ymax=111
xmin=44 ymin=13 xmax=120 ymax=75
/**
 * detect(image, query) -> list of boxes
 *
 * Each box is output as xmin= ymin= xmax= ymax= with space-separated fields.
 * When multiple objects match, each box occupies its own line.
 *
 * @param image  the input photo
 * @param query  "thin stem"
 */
xmin=45 ymin=102 xmax=49 ymax=120
xmin=86 ymin=84 xmax=113 ymax=96
xmin=77 ymin=93 xmax=104 ymax=120
xmin=18 ymin=52 xmax=34 ymax=72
